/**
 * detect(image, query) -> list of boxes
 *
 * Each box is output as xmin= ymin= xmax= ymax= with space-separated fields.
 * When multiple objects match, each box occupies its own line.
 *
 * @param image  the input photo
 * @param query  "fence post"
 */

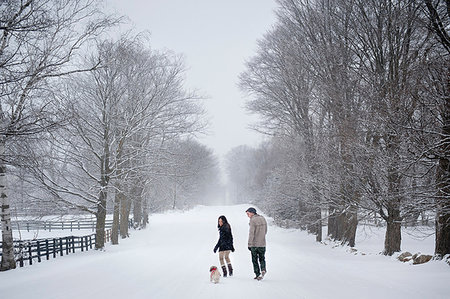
xmin=81 ymin=236 xmax=84 ymax=252
xmin=59 ymin=238 xmax=63 ymax=256
xmin=26 ymin=222 xmax=29 ymax=232
xmin=72 ymin=236 xmax=75 ymax=253
xmin=46 ymin=239 xmax=49 ymax=260
xmin=70 ymin=222 xmax=73 ymax=232
xmin=53 ymin=239 xmax=57 ymax=258
xmin=28 ymin=243 xmax=32 ymax=265
xmin=19 ymin=242 xmax=24 ymax=267
xmin=37 ymin=241 xmax=41 ymax=263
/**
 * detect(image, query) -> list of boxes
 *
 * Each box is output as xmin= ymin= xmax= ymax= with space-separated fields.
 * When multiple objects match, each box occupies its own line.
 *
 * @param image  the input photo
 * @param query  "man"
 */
xmin=246 ymin=207 xmax=267 ymax=280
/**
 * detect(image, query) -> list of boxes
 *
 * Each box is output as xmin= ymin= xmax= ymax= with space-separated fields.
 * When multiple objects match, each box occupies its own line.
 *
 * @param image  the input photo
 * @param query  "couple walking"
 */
xmin=213 ymin=207 xmax=268 ymax=280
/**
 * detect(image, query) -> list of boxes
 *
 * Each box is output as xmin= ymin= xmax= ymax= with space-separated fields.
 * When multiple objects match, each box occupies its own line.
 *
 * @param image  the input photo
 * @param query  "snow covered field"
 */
xmin=2 ymin=204 xmax=449 ymax=299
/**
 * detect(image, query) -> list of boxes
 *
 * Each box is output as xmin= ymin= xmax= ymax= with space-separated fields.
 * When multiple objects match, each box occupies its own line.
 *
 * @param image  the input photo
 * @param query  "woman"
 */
xmin=213 ymin=215 xmax=235 ymax=277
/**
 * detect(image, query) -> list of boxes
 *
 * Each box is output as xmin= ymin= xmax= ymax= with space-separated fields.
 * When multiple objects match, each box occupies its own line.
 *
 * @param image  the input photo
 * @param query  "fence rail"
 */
xmin=11 ymin=219 xmax=119 ymax=232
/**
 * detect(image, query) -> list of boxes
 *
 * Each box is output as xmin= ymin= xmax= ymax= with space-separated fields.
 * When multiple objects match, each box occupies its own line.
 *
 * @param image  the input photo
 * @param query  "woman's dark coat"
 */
xmin=214 ymin=223 xmax=234 ymax=252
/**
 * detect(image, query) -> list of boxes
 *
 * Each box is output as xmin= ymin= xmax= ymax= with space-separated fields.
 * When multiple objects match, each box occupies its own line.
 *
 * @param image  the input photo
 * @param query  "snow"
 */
xmin=2 ymin=204 xmax=449 ymax=299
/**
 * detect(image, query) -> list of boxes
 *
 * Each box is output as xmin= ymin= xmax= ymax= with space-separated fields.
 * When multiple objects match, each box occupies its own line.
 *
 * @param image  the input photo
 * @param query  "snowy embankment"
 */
xmin=1 ymin=205 xmax=449 ymax=299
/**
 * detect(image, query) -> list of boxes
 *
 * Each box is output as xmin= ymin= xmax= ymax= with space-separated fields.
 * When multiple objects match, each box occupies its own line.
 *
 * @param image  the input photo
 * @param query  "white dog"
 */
xmin=210 ymin=266 xmax=221 ymax=284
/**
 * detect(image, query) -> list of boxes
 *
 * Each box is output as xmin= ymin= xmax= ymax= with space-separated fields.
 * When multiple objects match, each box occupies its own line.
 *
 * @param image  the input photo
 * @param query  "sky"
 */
xmin=105 ymin=0 xmax=278 ymax=158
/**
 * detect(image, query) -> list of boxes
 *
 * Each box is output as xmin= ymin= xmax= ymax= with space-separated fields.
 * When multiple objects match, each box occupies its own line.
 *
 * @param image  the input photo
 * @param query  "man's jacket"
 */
xmin=248 ymin=214 xmax=267 ymax=247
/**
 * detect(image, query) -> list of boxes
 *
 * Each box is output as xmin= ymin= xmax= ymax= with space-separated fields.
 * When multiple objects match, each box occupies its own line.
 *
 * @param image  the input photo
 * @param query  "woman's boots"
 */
xmin=227 ymin=263 xmax=233 ymax=276
xmin=221 ymin=265 xmax=228 ymax=277
xmin=221 ymin=264 xmax=233 ymax=277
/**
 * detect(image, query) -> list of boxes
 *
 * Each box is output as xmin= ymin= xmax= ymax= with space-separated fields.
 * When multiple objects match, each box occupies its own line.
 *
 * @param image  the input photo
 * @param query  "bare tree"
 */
xmin=239 ymin=17 xmax=325 ymax=240
xmin=237 ymin=0 xmax=442 ymax=256
xmin=0 ymin=0 xmax=117 ymax=271
xmin=421 ymin=0 xmax=450 ymax=258
xmin=350 ymin=0 xmax=429 ymax=255
xmin=110 ymin=39 xmax=206 ymax=240
xmin=276 ymin=0 xmax=364 ymax=246
xmin=28 ymin=34 xmax=206 ymax=248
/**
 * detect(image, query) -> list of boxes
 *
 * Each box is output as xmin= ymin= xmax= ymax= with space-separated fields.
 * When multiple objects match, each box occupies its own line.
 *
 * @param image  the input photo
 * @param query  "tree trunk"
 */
xmin=133 ymin=185 xmax=143 ymax=227
xmin=315 ymin=206 xmax=322 ymax=242
xmin=435 ymin=92 xmax=450 ymax=257
xmin=172 ymin=182 xmax=177 ymax=210
xmin=327 ymin=205 xmax=339 ymax=240
xmin=435 ymin=200 xmax=450 ymax=257
xmin=309 ymin=187 xmax=322 ymax=242
xmin=119 ymin=193 xmax=129 ymax=238
xmin=328 ymin=205 xmax=358 ymax=247
xmin=338 ymin=131 xmax=359 ymax=247
xmin=341 ymin=208 xmax=358 ymax=247
xmin=111 ymin=184 xmax=120 ymax=245
xmin=95 ymin=187 xmax=107 ymax=250
xmin=383 ymin=136 xmax=403 ymax=256
xmin=95 ymin=150 xmax=109 ymax=249
xmin=142 ymin=197 xmax=149 ymax=229
xmin=0 ymin=141 xmax=16 ymax=270
xmin=380 ymin=158 xmax=403 ymax=256
xmin=383 ymin=205 xmax=402 ymax=256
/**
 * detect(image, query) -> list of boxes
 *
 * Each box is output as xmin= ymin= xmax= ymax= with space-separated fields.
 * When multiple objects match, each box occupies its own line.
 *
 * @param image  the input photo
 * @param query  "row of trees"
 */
xmin=231 ymin=0 xmax=448 ymax=258
xmin=1 ymin=0 xmax=221 ymax=271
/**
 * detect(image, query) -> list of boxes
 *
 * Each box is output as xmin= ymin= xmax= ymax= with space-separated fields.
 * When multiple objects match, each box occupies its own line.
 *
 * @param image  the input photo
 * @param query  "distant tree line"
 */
xmin=1 ymin=0 xmax=221 ymax=271
xmin=231 ymin=0 xmax=449 ymax=258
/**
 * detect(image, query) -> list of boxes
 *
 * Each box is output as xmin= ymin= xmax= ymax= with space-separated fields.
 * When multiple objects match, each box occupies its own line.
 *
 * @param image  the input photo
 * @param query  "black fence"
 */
xmin=1 ymin=218 xmax=135 ymax=268
xmin=0 ymin=234 xmax=96 ymax=267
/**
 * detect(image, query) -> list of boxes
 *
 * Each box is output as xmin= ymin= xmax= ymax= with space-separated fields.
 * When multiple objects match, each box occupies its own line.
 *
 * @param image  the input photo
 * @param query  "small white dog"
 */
xmin=210 ymin=266 xmax=221 ymax=284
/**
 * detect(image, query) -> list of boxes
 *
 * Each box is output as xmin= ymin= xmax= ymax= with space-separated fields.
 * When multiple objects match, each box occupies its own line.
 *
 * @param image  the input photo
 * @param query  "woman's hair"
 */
xmin=217 ymin=215 xmax=229 ymax=229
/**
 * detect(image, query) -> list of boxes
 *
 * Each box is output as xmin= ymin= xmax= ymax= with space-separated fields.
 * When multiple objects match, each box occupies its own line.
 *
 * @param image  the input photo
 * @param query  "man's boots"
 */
xmin=222 ymin=265 xmax=228 ymax=277
xmin=227 ymin=263 xmax=233 ymax=276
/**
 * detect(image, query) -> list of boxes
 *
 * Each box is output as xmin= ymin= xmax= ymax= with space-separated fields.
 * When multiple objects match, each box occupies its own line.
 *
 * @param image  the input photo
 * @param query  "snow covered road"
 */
xmin=1 ymin=205 xmax=449 ymax=299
